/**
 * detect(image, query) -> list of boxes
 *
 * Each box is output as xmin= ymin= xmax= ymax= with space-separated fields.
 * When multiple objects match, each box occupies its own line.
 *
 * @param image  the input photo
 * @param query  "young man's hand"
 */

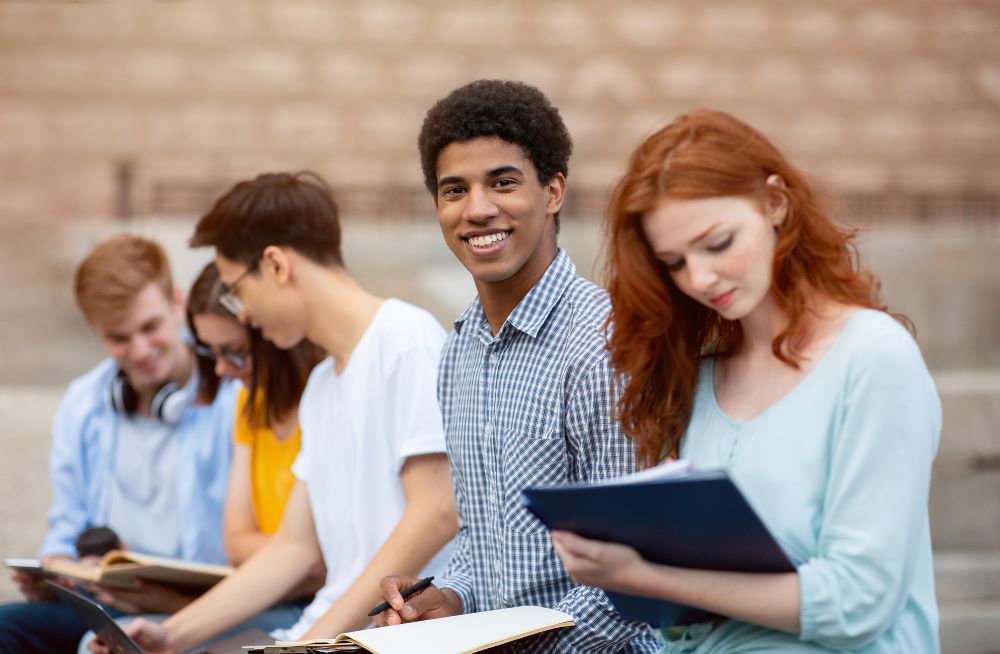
xmin=11 ymin=554 xmax=75 ymax=601
xmin=11 ymin=568 xmax=54 ymax=602
xmin=88 ymin=617 xmax=172 ymax=654
xmin=373 ymin=575 xmax=462 ymax=626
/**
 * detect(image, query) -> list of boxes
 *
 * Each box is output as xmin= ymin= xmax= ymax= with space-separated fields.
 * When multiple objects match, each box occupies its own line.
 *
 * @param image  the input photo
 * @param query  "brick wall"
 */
xmin=1 ymin=0 xmax=998 ymax=223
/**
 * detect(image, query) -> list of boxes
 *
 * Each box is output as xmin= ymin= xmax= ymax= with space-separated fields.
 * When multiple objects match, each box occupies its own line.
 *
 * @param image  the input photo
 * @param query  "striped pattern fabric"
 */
xmin=437 ymin=249 xmax=659 ymax=653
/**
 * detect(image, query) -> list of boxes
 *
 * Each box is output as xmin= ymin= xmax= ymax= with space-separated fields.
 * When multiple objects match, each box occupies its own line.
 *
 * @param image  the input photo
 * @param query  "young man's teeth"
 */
xmin=469 ymin=232 xmax=509 ymax=248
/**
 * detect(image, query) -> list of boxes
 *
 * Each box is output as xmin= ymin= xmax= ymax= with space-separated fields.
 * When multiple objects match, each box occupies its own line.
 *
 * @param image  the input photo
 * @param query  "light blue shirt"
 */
xmin=664 ymin=310 xmax=940 ymax=653
xmin=39 ymin=357 xmax=237 ymax=565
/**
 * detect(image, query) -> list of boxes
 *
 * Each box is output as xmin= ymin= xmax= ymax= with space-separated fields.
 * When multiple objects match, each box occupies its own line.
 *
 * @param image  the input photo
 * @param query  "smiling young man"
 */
xmin=0 ymin=235 xmax=237 ymax=654
xmin=93 ymin=172 xmax=457 ymax=654
xmin=374 ymin=80 xmax=658 ymax=653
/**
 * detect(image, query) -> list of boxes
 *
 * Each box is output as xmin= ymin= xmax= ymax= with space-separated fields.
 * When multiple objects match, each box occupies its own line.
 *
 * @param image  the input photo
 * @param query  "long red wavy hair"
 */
xmin=606 ymin=109 xmax=910 ymax=468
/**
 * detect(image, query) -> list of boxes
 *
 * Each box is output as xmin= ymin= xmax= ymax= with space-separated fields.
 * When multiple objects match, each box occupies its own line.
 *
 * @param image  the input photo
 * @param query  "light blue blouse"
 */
xmin=662 ymin=310 xmax=941 ymax=653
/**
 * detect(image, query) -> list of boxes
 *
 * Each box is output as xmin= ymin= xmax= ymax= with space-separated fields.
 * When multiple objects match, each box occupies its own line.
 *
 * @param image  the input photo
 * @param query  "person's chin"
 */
xmin=268 ymin=331 xmax=302 ymax=350
xmin=711 ymin=300 xmax=754 ymax=322
xmin=127 ymin=360 xmax=168 ymax=386
xmin=460 ymin=250 xmax=520 ymax=284
xmin=128 ymin=371 xmax=171 ymax=394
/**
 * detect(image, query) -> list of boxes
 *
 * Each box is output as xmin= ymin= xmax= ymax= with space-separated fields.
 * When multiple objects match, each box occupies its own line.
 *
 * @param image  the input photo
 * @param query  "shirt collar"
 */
xmin=453 ymin=249 xmax=575 ymax=340
xmin=453 ymin=297 xmax=486 ymax=336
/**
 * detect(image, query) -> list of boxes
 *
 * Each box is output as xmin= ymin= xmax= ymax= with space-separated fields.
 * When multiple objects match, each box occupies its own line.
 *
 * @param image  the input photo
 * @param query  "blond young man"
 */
xmin=0 ymin=235 xmax=239 ymax=654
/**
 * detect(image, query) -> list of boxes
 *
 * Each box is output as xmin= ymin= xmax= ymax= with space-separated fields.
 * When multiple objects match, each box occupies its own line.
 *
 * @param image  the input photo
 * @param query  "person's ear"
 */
xmin=764 ymin=174 xmax=789 ymax=228
xmin=170 ymin=287 xmax=185 ymax=319
xmin=260 ymin=246 xmax=292 ymax=285
xmin=545 ymin=172 xmax=567 ymax=217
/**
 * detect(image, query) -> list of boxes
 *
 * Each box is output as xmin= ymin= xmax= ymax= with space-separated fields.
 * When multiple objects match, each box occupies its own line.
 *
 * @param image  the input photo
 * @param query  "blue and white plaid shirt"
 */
xmin=437 ymin=249 xmax=659 ymax=653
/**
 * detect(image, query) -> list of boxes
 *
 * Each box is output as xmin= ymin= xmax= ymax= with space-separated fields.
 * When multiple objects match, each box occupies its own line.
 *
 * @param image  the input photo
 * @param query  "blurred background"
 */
xmin=0 ymin=2 xmax=997 ymax=651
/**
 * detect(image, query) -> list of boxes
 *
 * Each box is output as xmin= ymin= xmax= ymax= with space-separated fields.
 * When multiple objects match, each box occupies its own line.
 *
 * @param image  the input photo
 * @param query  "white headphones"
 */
xmin=107 ymin=369 xmax=194 ymax=426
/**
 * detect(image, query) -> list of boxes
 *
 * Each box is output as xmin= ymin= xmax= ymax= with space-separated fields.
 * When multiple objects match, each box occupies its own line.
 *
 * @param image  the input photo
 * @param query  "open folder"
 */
xmin=244 ymin=606 xmax=575 ymax=654
xmin=522 ymin=460 xmax=796 ymax=627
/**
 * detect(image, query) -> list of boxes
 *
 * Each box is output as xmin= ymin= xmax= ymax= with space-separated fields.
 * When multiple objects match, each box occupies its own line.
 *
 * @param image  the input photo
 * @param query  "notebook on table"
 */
xmin=243 ymin=606 xmax=575 ymax=653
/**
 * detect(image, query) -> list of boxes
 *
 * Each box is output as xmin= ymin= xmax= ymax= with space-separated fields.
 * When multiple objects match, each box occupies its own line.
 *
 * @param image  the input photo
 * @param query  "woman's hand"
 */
xmin=551 ymin=530 xmax=648 ymax=595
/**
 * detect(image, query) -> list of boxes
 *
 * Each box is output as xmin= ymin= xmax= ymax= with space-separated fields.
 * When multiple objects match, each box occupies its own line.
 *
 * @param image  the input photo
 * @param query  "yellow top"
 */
xmin=232 ymin=388 xmax=301 ymax=534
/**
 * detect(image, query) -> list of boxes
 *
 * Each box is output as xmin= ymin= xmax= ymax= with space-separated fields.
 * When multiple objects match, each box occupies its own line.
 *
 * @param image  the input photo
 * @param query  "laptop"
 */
xmin=47 ymin=582 xmax=142 ymax=654
xmin=47 ymin=581 xmax=271 ymax=654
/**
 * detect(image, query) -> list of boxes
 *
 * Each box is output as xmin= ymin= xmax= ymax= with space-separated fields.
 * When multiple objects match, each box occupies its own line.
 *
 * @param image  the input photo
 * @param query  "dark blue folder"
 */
xmin=522 ymin=468 xmax=795 ymax=628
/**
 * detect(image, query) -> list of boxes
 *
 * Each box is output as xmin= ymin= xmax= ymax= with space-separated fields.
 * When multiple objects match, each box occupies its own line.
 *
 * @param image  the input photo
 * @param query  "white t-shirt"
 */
xmin=276 ymin=299 xmax=453 ymax=640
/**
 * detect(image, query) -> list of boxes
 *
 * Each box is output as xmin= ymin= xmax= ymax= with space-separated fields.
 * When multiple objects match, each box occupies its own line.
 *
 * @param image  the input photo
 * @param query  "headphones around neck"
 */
xmin=107 ymin=369 xmax=193 ymax=426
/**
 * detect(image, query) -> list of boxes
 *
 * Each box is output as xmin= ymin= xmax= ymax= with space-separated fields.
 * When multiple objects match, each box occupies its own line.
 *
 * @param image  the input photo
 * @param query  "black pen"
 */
xmin=367 ymin=575 xmax=434 ymax=617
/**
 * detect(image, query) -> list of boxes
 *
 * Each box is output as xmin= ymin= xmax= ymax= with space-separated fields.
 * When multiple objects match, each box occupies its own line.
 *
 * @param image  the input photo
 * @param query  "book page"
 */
xmin=102 ymin=550 xmax=233 ymax=577
xmin=40 ymin=551 xmax=231 ymax=589
xmin=95 ymin=550 xmax=233 ymax=589
xmin=591 ymin=458 xmax=693 ymax=485
xmin=3 ymin=558 xmax=43 ymax=571
xmin=245 ymin=645 xmax=360 ymax=653
xmin=45 ymin=558 xmax=103 ymax=583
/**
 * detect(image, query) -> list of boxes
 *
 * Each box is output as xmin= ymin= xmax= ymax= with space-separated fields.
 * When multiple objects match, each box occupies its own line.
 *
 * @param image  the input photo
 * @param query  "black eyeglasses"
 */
xmin=218 ymin=257 xmax=260 ymax=317
xmin=193 ymin=343 xmax=250 ymax=370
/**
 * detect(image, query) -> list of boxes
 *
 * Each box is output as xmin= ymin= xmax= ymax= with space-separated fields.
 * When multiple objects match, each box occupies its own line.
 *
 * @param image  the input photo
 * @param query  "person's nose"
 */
xmin=128 ymin=334 xmax=152 ymax=361
xmin=686 ymin=257 xmax=719 ymax=294
xmin=463 ymin=185 xmax=499 ymax=223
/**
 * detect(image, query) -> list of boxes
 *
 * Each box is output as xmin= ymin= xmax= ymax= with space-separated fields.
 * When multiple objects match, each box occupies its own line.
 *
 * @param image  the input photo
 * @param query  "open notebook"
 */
xmin=244 ymin=606 xmax=575 ymax=654
xmin=5 ymin=550 xmax=232 ymax=591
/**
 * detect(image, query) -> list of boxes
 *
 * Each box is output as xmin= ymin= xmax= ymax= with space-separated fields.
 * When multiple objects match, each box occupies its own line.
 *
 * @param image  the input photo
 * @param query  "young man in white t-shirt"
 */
xmin=91 ymin=172 xmax=457 ymax=654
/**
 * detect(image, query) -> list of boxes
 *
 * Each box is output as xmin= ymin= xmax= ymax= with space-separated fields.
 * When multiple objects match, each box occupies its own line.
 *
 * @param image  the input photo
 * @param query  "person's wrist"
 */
xmin=162 ymin=619 xmax=185 ymax=654
xmin=440 ymin=587 xmax=463 ymax=615
xmin=625 ymin=558 xmax=666 ymax=598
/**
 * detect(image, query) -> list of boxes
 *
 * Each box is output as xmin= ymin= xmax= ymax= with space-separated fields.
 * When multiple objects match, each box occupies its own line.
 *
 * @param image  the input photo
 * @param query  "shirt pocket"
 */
xmin=500 ymin=426 xmax=568 ymax=535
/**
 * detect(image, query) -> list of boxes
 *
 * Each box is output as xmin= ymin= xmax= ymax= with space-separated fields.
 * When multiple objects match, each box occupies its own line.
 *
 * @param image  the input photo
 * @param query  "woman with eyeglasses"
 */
xmin=186 ymin=262 xmax=325 ymax=573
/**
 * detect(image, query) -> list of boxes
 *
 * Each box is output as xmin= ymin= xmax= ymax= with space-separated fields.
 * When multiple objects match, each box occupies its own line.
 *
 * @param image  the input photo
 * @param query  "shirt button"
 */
xmin=483 ymin=423 xmax=493 ymax=435
xmin=489 ymin=354 xmax=499 ymax=365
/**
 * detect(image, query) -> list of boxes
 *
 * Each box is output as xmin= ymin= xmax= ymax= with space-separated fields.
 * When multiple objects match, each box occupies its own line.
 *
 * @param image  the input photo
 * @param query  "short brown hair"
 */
xmin=186 ymin=262 xmax=324 ymax=425
xmin=74 ymin=235 xmax=173 ymax=324
xmin=190 ymin=171 xmax=343 ymax=267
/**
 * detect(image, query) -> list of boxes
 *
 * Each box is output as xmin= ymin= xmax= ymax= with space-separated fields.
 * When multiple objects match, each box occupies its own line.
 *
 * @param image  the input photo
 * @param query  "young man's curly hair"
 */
xmin=418 ymin=79 xmax=573 ymax=222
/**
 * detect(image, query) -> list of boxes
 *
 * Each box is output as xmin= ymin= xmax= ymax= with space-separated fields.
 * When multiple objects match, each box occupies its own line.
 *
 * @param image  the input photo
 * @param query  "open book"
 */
xmin=244 ymin=606 xmax=575 ymax=654
xmin=4 ymin=550 xmax=232 ymax=591
xmin=522 ymin=460 xmax=796 ymax=627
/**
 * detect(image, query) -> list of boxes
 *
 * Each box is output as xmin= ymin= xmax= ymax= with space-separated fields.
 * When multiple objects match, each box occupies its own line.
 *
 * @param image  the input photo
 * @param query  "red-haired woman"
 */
xmin=552 ymin=110 xmax=940 ymax=653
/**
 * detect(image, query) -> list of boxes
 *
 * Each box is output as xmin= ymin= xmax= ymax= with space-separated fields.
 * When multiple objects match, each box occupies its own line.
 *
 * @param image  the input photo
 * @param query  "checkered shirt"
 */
xmin=437 ymin=249 xmax=659 ymax=653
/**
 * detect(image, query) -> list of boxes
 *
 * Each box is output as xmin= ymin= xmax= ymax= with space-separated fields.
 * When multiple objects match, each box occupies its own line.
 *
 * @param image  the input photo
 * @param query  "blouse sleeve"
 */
xmin=797 ymin=323 xmax=941 ymax=649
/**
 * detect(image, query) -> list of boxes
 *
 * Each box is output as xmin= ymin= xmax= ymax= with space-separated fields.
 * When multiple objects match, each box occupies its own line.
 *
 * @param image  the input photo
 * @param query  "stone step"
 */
xmin=930 ymin=469 xmax=1000 ymax=550
xmin=937 ymin=550 xmax=1000 ymax=653
xmin=930 ymin=371 xmax=1000 ymax=551
xmin=936 ymin=551 xmax=1000 ymax=603
xmin=940 ymin=600 xmax=1000 ymax=654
